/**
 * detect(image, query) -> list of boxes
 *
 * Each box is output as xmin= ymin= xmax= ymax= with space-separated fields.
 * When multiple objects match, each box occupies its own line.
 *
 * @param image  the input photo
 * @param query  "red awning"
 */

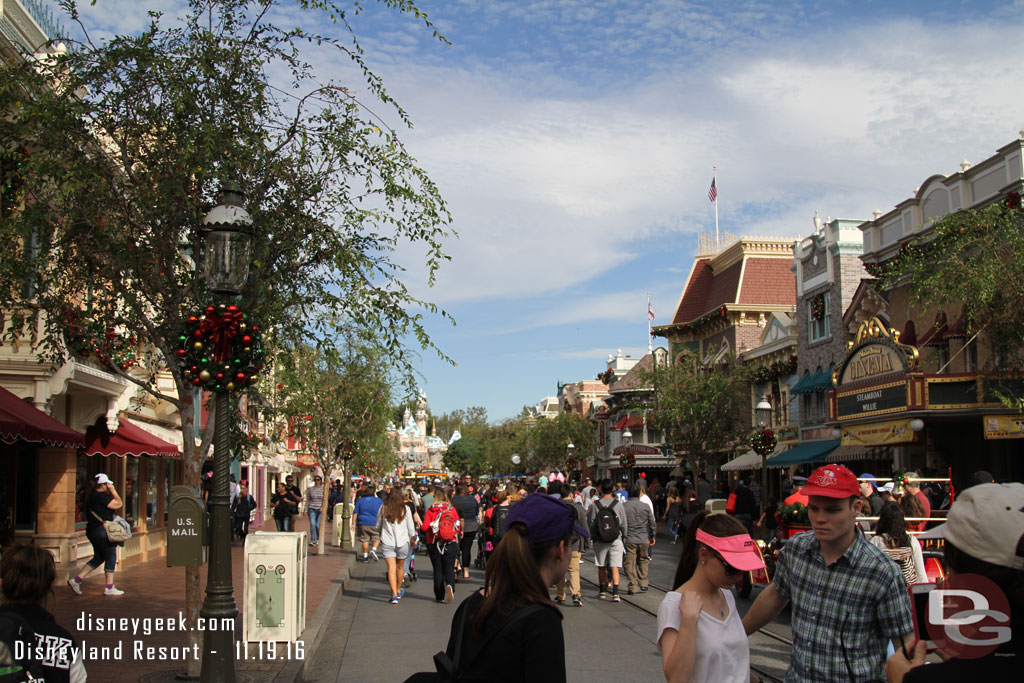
xmin=83 ymin=416 xmax=181 ymax=457
xmin=918 ymin=312 xmax=948 ymax=347
xmin=610 ymin=414 xmax=645 ymax=430
xmin=0 ymin=386 xmax=84 ymax=448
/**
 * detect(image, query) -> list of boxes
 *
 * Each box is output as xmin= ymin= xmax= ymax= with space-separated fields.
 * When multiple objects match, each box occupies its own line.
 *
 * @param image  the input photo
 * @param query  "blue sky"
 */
xmin=69 ymin=0 xmax=1024 ymax=422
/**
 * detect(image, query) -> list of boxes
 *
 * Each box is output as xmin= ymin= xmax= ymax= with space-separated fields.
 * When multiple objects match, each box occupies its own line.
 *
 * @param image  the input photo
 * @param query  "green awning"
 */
xmin=792 ymin=367 xmax=834 ymax=395
xmin=766 ymin=439 xmax=840 ymax=467
xmin=790 ymin=371 xmax=813 ymax=395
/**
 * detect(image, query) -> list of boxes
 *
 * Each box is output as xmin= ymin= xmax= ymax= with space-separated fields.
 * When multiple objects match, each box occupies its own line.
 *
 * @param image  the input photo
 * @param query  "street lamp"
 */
xmin=754 ymin=395 xmax=773 ymax=521
xmin=336 ymin=442 xmax=355 ymax=545
xmin=199 ymin=185 xmax=253 ymax=683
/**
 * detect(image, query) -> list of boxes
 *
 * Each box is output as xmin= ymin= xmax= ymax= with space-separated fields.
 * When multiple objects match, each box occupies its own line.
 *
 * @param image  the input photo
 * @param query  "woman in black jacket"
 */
xmin=451 ymin=484 xmax=480 ymax=579
xmin=2 ymin=544 xmax=87 ymax=682
xmin=68 ymin=472 xmax=125 ymax=596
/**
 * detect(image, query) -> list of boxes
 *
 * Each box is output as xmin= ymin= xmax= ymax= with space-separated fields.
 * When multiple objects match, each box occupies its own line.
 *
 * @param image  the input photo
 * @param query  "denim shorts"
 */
xmin=379 ymin=543 xmax=410 ymax=560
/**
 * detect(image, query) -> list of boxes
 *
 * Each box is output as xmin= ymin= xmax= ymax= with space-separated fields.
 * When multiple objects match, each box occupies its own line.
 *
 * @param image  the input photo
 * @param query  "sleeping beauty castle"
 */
xmin=388 ymin=391 xmax=452 ymax=471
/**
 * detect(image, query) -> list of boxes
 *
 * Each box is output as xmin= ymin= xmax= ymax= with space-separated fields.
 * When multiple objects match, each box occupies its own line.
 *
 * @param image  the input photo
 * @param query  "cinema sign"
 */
xmin=832 ymin=318 xmax=920 ymax=421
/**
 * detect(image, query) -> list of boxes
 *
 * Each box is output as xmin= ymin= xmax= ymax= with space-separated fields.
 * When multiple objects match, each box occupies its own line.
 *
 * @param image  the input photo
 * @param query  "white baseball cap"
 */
xmin=918 ymin=482 xmax=1024 ymax=570
xmin=95 ymin=473 xmax=113 ymax=485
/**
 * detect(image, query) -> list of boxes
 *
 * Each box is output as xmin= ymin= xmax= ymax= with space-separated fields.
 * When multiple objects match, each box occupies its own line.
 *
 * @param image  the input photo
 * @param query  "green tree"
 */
xmin=435 ymin=406 xmax=489 ymax=441
xmin=873 ymin=195 xmax=1024 ymax=405
xmin=525 ymin=412 xmax=594 ymax=473
xmin=0 ymin=0 xmax=450 ymax=671
xmin=642 ymin=355 xmax=751 ymax=478
xmin=275 ymin=328 xmax=393 ymax=553
xmin=443 ymin=436 xmax=483 ymax=475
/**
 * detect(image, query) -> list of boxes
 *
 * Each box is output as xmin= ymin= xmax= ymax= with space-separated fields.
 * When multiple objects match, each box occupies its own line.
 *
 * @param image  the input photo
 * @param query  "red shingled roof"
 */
xmin=738 ymin=258 xmax=796 ymax=305
xmin=671 ymin=255 xmax=794 ymax=326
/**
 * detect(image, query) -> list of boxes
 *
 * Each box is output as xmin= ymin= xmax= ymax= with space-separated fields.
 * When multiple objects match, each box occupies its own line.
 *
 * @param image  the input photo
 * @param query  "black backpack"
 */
xmin=0 ymin=611 xmax=45 ymax=683
xmin=490 ymin=506 xmax=510 ymax=545
xmin=592 ymin=499 xmax=621 ymax=543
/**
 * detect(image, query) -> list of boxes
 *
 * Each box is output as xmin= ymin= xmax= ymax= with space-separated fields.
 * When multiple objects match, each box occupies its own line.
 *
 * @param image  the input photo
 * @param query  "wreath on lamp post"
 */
xmin=751 ymin=428 xmax=777 ymax=456
xmin=178 ymin=303 xmax=265 ymax=393
xmin=619 ymin=451 xmax=636 ymax=468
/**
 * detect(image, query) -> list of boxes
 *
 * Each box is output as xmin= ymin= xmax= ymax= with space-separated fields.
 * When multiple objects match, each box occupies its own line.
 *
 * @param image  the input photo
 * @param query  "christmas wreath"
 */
xmin=751 ymin=428 xmax=777 ymax=455
xmin=596 ymin=368 xmax=615 ymax=384
xmin=777 ymin=502 xmax=809 ymax=524
xmin=566 ymin=456 xmax=578 ymax=469
xmin=178 ymin=304 xmax=265 ymax=392
xmin=619 ymin=451 xmax=636 ymax=468
xmin=811 ymin=294 xmax=825 ymax=322
xmin=336 ymin=439 xmax=360 ymax=460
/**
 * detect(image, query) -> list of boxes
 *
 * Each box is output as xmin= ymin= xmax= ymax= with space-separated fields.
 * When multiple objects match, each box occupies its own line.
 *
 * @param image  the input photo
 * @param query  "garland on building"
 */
xmin=811 ymin=293 xmax=825 ymax=321
xmin=651 ymin=305 xmax=728 ymax=337
xmin=596 ymin=368 xmax=615 ymax=384
xmin=750 ymin=427 xmax=777 ymax=455
xmin=63 ymin=309 xmax=139 ymax=371
xmin=750 ymin=355 xmax=798 ymax=384
xmin=178 ymin=304 xmax=265 ymax=392
xmin=619 ymin=451 xmax=636 ymax=468
xmin=865 ymin=191 xmax=1024 ymax=280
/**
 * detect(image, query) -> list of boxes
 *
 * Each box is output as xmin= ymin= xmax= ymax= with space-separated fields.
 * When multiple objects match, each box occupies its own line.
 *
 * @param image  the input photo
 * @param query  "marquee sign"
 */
xmin=612 ymin=444 xmax=663 ymax=456
xmin=833 ymin=317 xmax=919 ymax=389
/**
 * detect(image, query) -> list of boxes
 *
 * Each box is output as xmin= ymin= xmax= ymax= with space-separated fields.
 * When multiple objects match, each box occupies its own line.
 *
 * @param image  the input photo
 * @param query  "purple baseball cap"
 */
xmin=506 ymin=493 xmax=589 ymax=543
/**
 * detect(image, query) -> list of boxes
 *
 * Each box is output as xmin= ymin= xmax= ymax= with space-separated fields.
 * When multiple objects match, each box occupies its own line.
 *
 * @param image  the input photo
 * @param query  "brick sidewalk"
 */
xmin=51 ymin=517 xmax=352 ymax=682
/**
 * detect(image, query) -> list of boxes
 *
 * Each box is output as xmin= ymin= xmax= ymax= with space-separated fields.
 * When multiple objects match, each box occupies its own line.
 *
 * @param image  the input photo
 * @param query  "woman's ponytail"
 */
xmin=472 ymin=522 xmax=559 ymax=632
xmin=672 ymin=510 xmax=710 ymax=588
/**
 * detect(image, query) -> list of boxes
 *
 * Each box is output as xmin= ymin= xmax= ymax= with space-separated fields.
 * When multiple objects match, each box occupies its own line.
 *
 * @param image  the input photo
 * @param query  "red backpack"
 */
xmin=431 ymin=505 xmax=460 ymax=543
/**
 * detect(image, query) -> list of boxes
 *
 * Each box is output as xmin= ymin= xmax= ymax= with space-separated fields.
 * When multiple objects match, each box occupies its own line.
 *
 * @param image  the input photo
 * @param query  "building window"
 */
xmin=964 ymin=339 xmax=978 ymax=373
xmin=776 ymin=390 xmax=789 ymax=426
xmin=809 ymin=294 xmax=830 ymax=343
xmin=936 ymin=345 xmax=951 ymax=374
xmin=125 ymin=457 xmax=139 ymax=528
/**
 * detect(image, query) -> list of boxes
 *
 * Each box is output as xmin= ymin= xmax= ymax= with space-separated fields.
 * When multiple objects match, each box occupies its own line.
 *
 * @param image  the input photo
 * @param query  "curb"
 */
xmin=274 ymin=549 xmax=355 ymax=683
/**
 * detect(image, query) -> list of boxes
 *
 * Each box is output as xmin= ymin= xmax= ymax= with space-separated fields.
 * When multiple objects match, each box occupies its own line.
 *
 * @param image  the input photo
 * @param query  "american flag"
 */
xmin=648 ymin=302 xmax=655 ymax=322
xmin=708 ymin=177 xmax=717 ymax=202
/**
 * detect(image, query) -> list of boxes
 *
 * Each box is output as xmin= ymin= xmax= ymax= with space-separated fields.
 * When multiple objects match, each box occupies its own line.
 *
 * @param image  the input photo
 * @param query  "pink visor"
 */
xmin=696 ymin=529 xmax=765 ymax=571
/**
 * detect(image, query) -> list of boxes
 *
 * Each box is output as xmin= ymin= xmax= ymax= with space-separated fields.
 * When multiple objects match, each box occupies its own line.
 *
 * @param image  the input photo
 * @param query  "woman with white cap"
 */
xmin=658 ymin=510 xmax=766 ymax=682
xmin=68 ymin=472 xmax=125 ymax=596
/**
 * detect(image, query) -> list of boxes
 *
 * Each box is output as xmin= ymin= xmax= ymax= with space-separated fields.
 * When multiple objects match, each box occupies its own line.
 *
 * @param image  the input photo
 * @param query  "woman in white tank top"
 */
xmin=657 ymin=511 xmax=765 ymax=683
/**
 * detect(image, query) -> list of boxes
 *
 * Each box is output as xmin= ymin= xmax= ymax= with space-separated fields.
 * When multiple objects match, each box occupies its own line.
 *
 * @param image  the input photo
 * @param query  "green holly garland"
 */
xmin=596 ymin=368 xmax=615 ymax=384
xmin=177 ymin=304 xmax=265 ymax=393
xmin=751 ymin=354 xmax=798 ymax=384
xmin=63 ymin=309 xmax=138 ymax=371
xmin=751 ymin=427 xmax=777 ymax=455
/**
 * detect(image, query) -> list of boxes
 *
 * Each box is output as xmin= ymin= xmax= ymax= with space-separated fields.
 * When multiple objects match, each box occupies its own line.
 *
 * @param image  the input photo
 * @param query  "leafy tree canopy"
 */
xmin=641 ymin=354 xmax=751 ymax=477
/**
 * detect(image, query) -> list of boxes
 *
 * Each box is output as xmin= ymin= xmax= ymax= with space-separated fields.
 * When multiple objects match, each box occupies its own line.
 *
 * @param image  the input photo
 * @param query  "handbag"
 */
xmin=725 ymin=493 xmax=737 ymax=514
xmin=91 ymin=509 xmax=130 ymax=543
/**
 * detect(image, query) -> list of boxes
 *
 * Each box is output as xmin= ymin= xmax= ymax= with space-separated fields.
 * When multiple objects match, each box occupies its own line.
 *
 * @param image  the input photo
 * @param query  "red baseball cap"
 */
xmin=802 ymin=464 xmax=860 ymax=498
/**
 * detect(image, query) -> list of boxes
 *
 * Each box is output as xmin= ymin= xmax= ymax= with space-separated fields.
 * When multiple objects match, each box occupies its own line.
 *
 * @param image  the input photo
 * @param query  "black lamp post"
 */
xmin=199 ymin=185 xmax=253 ymax=683
xmin=336 ymin=442 xmax=354 ymax=545
xmin=754 ymin=395 xmax=773 ymax=520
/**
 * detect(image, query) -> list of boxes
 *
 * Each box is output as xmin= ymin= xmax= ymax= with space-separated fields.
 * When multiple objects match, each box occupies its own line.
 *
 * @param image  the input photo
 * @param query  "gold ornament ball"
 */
xmin=225 ymin=382 xmax=235 ymax=391
xmin=199 ymin=370 xmax=211 ymax=381
xmin=243 ymin=346 xmax=251 ymax=352
xmin=193 ymin=341 xmax=204 ymax=351
xmin=239 ymin=323 xmax=246 ymax=330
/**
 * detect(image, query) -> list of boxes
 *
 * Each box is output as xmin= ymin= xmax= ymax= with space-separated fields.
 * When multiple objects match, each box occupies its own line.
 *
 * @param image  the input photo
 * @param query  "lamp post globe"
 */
xmin=755 ymin=396 xmax=772 ymax=428
xmin=202 ymin=185 xmax=253 ymax=295
xmin=511 ymin=454 xmax=521 ymax=466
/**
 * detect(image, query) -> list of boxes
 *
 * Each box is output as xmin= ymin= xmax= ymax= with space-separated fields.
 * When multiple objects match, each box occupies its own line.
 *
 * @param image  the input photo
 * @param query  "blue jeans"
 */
xmin=308 ymin=508 xmax=321 ymax=544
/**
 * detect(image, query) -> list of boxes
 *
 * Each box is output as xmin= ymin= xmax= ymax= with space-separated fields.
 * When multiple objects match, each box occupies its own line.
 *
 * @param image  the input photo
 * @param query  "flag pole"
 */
xmin=713 ymin=165 xmax=719 ymax=248
xmin=647 ymin=292 xmax=653 ymax=354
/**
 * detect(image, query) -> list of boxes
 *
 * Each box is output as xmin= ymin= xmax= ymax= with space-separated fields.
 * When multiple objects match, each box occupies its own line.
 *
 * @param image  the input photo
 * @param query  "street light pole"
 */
xmin=199 ymin=185 xmax=253 ymax=683
xmin=754 ymin=395 xmax=774 ymax=522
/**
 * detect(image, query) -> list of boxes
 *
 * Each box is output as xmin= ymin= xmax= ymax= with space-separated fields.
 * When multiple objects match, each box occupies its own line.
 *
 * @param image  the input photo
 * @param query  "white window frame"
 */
xmin=808 ymin=294 xmax=831 ymax=343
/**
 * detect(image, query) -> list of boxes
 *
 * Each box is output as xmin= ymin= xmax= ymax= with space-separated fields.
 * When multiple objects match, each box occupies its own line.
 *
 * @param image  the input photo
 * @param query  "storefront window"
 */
xmin=164 ymin=459 xmax=178 ymax=523
xmin=125 ymin=457 xmax=139 ymax=527
xmin=75 ymin=454 xmax=101 ymax=530
xmin=145 ymin=458 xmax=160 ymax=527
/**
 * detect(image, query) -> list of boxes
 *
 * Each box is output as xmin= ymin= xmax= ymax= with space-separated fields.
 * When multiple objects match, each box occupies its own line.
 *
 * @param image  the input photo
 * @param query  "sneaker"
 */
xmin=389 ymin=596 xmax=399 ymax=604
xmin=612 ymin=593 xmax=621 ymax=602
xmin=627 ymin=588 xmax=635 ymax=595
xmin=598 ymin=591 xmax=608 ymax=600
xmin=361 ymin=554 xmax=369 ymax=562
xmin=640 ymin=586 xmax=648 ymax=592
xmin=370 ymin=549 xmax=379 ymax=561
xmin=554 ymin=596 xmax=565 ymax=605
xmin=398 ymin=588 xmax=405 ymax=600
xmin=445 ymin=584 xmax=454 ymax=604
xmin=67 ymin=578 xmax=82 ymax=595
xmin=104 ymin=586 xmax=125 ymax=596
xmin=572 ymin=594 xmax=583 ymax=607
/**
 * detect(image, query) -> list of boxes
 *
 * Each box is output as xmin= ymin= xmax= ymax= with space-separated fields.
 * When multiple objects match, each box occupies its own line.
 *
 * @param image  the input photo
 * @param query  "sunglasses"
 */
xmin=710 ymin=550 xmax=742 ymax=576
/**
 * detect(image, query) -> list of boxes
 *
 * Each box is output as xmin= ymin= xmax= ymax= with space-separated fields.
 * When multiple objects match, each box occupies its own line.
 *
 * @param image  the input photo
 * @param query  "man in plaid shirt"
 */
xmin=743 ymin=464 xmax=913 ymax=681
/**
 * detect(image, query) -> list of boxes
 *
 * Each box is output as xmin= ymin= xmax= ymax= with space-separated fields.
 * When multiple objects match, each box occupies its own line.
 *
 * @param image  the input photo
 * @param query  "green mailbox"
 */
xmin=167 ymin=485 xmax=208 ymax=566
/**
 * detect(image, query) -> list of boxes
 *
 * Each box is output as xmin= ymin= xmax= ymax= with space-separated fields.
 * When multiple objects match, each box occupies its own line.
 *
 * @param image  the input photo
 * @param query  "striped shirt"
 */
xmin=774 ymin=529 xmax=913 ymax=682
xmin=306 ymin=484 xmax=324 ymax=511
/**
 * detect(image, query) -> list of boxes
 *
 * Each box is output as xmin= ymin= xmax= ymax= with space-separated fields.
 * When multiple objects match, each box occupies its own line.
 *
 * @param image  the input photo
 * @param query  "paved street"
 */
xmin=304 ymin=519 xmax=794 ymax=682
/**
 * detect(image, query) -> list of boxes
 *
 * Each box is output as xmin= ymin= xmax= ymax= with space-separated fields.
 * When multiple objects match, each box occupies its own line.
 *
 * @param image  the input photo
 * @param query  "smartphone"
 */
xmin=908 ymin=583 xmax=938 ymax=652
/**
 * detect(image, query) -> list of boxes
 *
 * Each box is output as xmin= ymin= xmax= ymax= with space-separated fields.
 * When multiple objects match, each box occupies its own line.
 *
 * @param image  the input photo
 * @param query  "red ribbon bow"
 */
xmin=198 ymin=309 xmax=244 ymax=363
